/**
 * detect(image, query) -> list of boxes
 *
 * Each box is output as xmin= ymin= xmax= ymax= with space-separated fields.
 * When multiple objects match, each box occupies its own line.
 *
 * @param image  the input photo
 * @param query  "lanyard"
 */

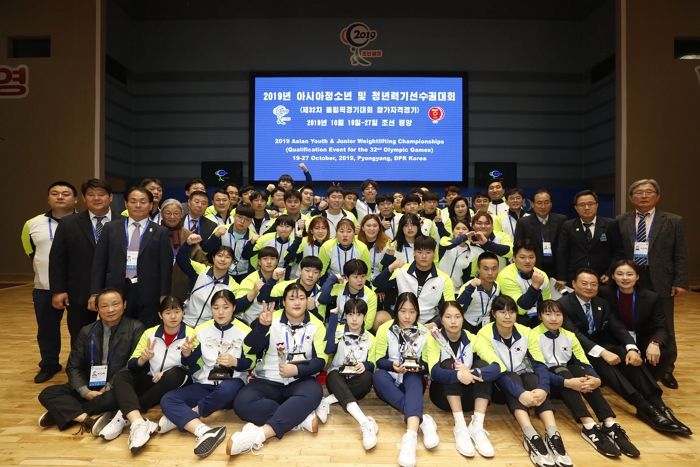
xmin=403 ymin=243 xmax=412 ymax=263
xmin=276 ymin=235 xmax=289 ymax=262
xmin=89 ymin=333 xmax=112 ymax=366
xmin=508 ymin=214 xmax=516 ymax=237
xmin=124 ymin=219 xmax=149 ymax=248
xmin=336 ymin=244 xmax=355 ymax=270
xmin=191 ymin=271 xmax=227 ymax=294
xmin=478 ymin=286 xmax=497 ymax=320
xmin=47 ymin=218 xmax=54 ymax=241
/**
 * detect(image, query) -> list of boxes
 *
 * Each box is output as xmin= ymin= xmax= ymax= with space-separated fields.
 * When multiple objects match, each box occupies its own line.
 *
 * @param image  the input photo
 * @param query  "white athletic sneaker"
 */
xmin=128 ymin=418 xmax=158 ymax=453
xmin=453 ymin=425 xmax=475 ymax=457
xmin=157 ymin=415 xmax=177 ymax=434
xmin=398 ymin=431 xmax=418 ymax=467
xmin=360 ymin=416 xmax=379 ymax=450
xmin=419 ymin=414 xmax=440 ymax=449
xmin=468 ymin=418 xmax=495 ymax=458
xmin=226 ymin=424 xmax=266 ymax=456
xmin=292 ymin=412 xmax=319 ymax=433
xmin=99 ymin=410 xmax=129 ymax=441
xmin=316 ymin=397 xmax=330 ymax=424
xmin=194 ymin=426 xmax=227 ymax=458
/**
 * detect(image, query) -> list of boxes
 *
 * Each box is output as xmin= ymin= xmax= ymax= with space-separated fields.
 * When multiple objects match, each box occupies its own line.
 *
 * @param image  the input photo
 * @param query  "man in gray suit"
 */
xmin=616 ymin=179 xmax=688 ymax=389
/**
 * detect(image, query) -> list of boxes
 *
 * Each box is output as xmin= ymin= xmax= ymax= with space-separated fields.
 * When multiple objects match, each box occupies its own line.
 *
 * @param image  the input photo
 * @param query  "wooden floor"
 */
xmin=1 ymin=284 xmax=698 ymax=466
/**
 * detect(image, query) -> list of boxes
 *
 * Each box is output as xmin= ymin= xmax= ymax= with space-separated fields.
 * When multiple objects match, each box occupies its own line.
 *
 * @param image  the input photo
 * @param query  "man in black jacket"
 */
xmin=514 ymin=189 xmax=566 ymax=281
xmin=90 ymin=187 xmax=173 ymax=327
xmin=38 ymin=288 xmax=145 ymax=433
xmin=50 ymin=179 xmax=113 ymax=348
xmin=558 ymin=269 xmax=690 ymax=436
xmin=556 ymin=190 xmax=621 ymax=285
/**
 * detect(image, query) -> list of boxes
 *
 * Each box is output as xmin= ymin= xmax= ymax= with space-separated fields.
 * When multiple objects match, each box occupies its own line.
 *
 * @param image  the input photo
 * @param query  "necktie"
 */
xmin=583 ymin=222 xmax=592 ymax=242
xmin=126 ymin=222 xmax=141 ymax=279
xmin=191 ymin=218 xmax=198 ymax=233
xmin=584 ymin=302 xmax=595 ymax=334
xmin=94 ymin=216 xmax=105 ymax=241
xmin=634 ymin=212 xmax=649 ymax=266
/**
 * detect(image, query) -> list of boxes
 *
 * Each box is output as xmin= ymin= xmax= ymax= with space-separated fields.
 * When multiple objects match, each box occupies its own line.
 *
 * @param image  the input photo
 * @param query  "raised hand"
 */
xmin=531 ymin=271 xmax=545 ymax=289
xmin=181 ymin=335 xmax=195 ymax=357
xmin=258 ymin=302 xmax=275 ymax=326
xmin=272 ymin=267 xmax=286 ymax=281
xmin=139 ymin=338 xmax=157 ymax=366
xmin=186 ymin=233 xmax=202 ymax=245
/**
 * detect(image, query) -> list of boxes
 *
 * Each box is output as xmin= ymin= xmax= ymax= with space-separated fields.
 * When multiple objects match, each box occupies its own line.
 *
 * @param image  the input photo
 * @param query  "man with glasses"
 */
xmin=616 ymin=179 xmax=688 ymax=389
xmin=556 ymin=190 xmax=621 ymax=287
xmin=514 ymin=189 xmax=567 ymax=282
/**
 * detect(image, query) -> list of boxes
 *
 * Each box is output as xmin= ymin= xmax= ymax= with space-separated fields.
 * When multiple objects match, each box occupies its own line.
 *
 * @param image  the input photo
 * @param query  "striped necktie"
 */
xmin=584 ymin=302 xmax=595 ymax=334
xmin=634 ymin=212 xmax=649 ymax=266
xmin=94 ymin=216 xmax=105 ymax=241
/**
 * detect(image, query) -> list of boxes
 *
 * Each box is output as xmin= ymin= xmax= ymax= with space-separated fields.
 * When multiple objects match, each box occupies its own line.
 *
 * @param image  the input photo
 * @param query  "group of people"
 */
xmin=22 ymin=165 xmax=690 ymax=466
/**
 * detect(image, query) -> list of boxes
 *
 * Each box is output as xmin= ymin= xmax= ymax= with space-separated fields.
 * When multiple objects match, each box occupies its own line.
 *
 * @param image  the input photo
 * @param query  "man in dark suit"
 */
xmin=556 ymin=190 xmax=621 ymax=285
xmin=558 ymin=268 xmax=690 ymax=435
xmin=616 ymin=179 xmax=688 ymax=389
xmin=514 ymin=188 xmax=566 ymax=280
xmin=184 ymin=190 xmax=217 ymax=252
xmin=90 ymin=187 xmax=173 ymax=327
xmin=50 ymin=179 xmax=113 ymax=348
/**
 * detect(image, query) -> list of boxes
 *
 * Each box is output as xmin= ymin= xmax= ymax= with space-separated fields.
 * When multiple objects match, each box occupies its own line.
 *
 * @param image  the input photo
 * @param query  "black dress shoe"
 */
xmin=636 ymin=404 xmax=684 ymax=434
xmin=658 ymin=406 xmax=693 ymax=436
xmin=34 ymin=364 xmax=62 ymax=384
xmin=660 ymin=372 xmax=679 ymax=389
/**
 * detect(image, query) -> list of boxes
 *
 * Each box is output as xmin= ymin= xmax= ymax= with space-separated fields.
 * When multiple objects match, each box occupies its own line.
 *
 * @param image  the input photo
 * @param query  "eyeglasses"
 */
xmin=495 ymin=309 xmax=516 ymax=316
xmin=575 ymin=202 xmax=597 ymax=208
xmin=632 ymin=190 xmax=657 ymax=197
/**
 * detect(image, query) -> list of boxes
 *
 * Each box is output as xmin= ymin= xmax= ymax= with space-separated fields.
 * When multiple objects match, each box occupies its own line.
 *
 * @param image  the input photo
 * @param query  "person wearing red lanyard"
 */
xmin=600 ymin=260 xmax=670 ymax=384
xmin=426 ymin=301 xmax=503 ymax=459
xmin=22 ymin=181 xmax=78 ymax=384
xmin=96 ymin=296 xmax=194 ymax=452
xmin=558 ymin=269 xmax=691 ymax=436
xmin=89 ymin=187 xmax=173 ymax=327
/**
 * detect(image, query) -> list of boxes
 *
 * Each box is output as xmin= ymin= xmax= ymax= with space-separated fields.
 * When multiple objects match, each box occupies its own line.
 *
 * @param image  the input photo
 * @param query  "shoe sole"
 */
xmin=194 ymin=427 xmax=226 ymax=458
xmin=310 ymin=415 xmax=319 ymax=433
xmin=636 ymin=414 xmax=689 ymax=434
xmin=91 ymin=412 xmax=116 ymax=437
xmin=523 ymin=439 xmax=556 ymax=467
xmin=468 ymin=428 xmax=495 ymax=458
xmin=579 ymin=431 xmax=620 ymax=458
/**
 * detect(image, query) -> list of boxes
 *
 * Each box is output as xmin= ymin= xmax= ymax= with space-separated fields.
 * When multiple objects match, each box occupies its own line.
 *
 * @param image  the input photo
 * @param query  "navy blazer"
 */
xmin=513 ymin=212 xmax=567 ymax=276
xmin=90 ymin=218 xmax=173 ymax=305
xmin=558 ymin=292 xmax=635 ymax=353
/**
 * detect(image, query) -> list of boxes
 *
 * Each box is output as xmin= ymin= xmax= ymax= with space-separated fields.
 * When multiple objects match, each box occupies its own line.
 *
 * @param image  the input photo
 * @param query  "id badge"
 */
xmin=542 ymin=241 xmax=553 ymax=257
xmin=89 ymin=364 xmax=108 ymax=387
xmin=126 ymin=251 xmax=138 ymax=270
xmin=633 ymin=241 xmax=648 ymax=260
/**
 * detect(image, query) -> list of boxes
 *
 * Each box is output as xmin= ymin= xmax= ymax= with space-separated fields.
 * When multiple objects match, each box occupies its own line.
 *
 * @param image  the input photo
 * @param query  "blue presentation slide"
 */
xmin=252 ymin=76 xmax=464 ymax=182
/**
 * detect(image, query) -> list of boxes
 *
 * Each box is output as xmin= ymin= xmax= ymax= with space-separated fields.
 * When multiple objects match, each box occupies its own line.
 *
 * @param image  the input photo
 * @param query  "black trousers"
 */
xmin=111 ymin=367 xmax=189 ymax=415
xmin=66 ymin=303 xmax=97 ymax=350
xmin=549 ymin=364 xmax=615 ymax=422
xmin=638 ymin=268 xmax=677 ymax=373
xmin=38 ymin=383 xmax=117 ymax=430
xmin=123 ymin=280 xmax=159 ymax=328
xmin=496 ymin=372 xmax=554 ymax=415
xmin=588 ymin=347 xmax=663 ymax=408
xmin=325 ymin=369 xmax=373 ymax=407
xmin=32 ymin=289 xmax=63 ymax=369
xmin=429 ymin=357 xmax=492 ymax=412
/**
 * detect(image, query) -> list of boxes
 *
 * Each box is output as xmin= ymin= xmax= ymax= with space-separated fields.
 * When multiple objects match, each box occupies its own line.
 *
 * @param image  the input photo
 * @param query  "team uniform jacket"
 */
xmin=496 ymin=263 xmax=551 ymax=317
xmin=528 ymin=323 xmax=598 ymax=388
xmin=244 ymin=232 xmax=297 ymax=270
xmin=127 ymin=323 xmax=196 ymax=376
xmin=245 ymin=309 xmax=328 ymax=386
xmin=184 ymin=318 xmax=254 ymax=385
xmin=22 ymin=211 xmax=62 ymax=289
xmin=324 ymin=312 xmax=376 ymax=373
xmin=456 ymin=281 xmax=501 ymax=328
xmin=425 ymin=328 xmax=504 ymax=385
xmin=477 ymin=322 xmax=550 ymax=398
xmin=373 ymin=319 xmax=430 ymax=385
xmin=318 ymin=275 xmax=377 ymax=330
xmin=201 ymin=226 xmax=253 ymax=278
xmin=374 ymin=262 xmax=456 ymax=324
xmin=318 ymin=238 xmax=371 ymax=277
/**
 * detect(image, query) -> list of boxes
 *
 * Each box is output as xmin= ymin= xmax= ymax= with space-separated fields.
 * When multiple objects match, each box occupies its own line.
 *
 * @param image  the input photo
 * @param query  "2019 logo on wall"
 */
xmin=340 ymin=22 xmax=383 ymax=67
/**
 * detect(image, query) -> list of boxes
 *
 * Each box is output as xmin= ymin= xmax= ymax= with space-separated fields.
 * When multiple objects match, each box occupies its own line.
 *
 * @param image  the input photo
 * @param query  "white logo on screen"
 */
xmin=273 ymin=105 xmax=291 ymax=125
